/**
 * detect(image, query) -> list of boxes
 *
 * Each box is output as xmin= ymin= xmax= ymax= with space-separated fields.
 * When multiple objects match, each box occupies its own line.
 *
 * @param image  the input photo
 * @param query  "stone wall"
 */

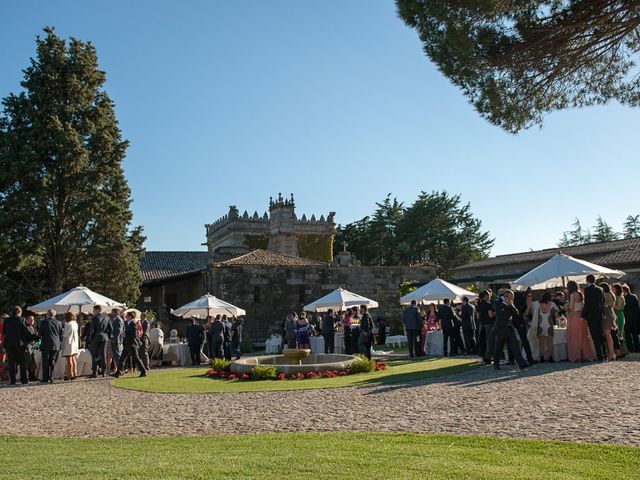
xmin=139 ymin=273 xmax=204 ymax=325
xmin=205 ymin=264 xmax=435 ymax=341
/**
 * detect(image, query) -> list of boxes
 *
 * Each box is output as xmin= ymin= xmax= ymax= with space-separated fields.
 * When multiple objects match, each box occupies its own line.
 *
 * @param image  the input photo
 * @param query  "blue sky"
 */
xmin=2 ymin=1 xmax=638 ymax=256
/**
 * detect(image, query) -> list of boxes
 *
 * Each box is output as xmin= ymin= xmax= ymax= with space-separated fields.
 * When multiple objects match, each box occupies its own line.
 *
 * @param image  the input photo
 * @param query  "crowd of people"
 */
xmin=401 ymin=275 xmax=640 ymax=369
xmin=279 ymin=305 xmax=378 ymax=359
xmin=0 ymin=305 xmax=161 ymax=384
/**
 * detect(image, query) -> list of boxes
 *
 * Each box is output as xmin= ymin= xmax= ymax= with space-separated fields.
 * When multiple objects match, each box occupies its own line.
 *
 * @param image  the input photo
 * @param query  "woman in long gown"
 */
xmin=601 ymin=283 xmax=619 ymax=361
xmin=612 ymin=283 xmax=628 ymax=357
xmin=566 ymin=281 xmax=596 ymax=362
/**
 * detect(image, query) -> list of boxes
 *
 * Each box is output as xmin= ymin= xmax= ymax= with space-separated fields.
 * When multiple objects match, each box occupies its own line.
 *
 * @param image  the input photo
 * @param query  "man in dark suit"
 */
xmin=38 ymin=309 xmax=64 ymax=383
xmin=402 ymin=300 xmax=422 ymax=358
xmin=358 ymin=305 xmax=374 ymax=359
xmin=460 ymin=297 xmax=476 ymax=354
xmin=438 ymin=299 xmax=460 ymax=356
xmin=90 ymin=305 xmax=112 ymax=377
xmin=3 ymin=306 xmax=30 ymax=384
xmin=623 ymin=284 xmax=640 ymax=352
xmin=493 ymin=290 xmax=528 ymax=370
xmin=186 ymin=317 xmax=205 ymax=366
xmin=321 ymin=309 xmax=336 ymax=354
xmin=209 ymin=315 xmax=224 ymax=359
xmin=115 ymin=313 xmax=146 ymax=377
xmin=110 ymin=309 xmax=124 ymax=372
xmin=222 ymin=316 xmax=232 ymax=360
xmin=139 ymin=312 xmax=150 ymax=372
xmin=582 ymin=274 xmax=606 ymax=361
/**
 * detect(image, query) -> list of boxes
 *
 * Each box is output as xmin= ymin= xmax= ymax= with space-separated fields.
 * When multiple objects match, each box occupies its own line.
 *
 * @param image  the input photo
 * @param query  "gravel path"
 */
xmin=1 ymin=356 xmax=639 ymax=445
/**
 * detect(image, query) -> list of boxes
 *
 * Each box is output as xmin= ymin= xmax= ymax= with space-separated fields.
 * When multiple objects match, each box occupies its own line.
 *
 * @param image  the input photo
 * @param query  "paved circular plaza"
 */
xmin=1 ymin=357 xmax=638 ymax=445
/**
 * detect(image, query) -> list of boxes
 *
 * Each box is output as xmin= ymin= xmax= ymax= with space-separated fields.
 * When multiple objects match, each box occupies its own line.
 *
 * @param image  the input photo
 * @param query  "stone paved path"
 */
xmin=1 ymin=357 xmax=639 ymax=445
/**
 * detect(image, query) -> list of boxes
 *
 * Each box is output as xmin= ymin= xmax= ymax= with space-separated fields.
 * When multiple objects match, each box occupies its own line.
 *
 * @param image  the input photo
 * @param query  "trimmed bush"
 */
xmin=252 ymin=365 xmax=277 ymax=380
xmin=349 ymin=355 xmax=377 ymax=374
xmin=212 ymin=358 xmax=232 ymax=372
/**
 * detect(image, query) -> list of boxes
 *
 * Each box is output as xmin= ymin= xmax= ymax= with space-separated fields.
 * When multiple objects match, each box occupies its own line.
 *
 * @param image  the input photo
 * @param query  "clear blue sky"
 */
xmin=2 ymin=1 xmax=638 ymax=256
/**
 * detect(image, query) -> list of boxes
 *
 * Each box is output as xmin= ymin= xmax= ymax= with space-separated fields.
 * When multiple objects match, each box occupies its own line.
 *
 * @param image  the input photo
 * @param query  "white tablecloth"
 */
xmin=33 ymin=348 xmax=93 ymax=379
xmin=553 ymin=327 xmax=568 ymax=361
xmin=308 ymin=334 xmax=345 ymax=354
xmin=162 ymin=344 xmax=209 ymax=366
xmin=385 ymin=335 xmax=407 ymax=348
xmin=425 ymin=330 xmax=443 ymax=356
xmin=265 ymin=335 xmax=282 ymax=354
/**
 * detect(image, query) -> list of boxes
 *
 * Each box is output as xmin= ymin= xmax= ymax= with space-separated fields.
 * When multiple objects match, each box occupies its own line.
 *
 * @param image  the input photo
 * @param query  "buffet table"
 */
xmin=309 ymin=333 xmax=345 ymax=354
xmin=33 ymin=348 xmax=93 ymax=380
xmin=425 ymin=330 xmax=443 ymax=356
xmin=162 ymin=344 xmax=209 ymax=366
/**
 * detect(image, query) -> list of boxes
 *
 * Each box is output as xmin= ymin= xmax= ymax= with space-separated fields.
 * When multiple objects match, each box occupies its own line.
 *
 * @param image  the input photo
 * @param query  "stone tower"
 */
xmin=267 ymin=193 xmax=298 ymax=257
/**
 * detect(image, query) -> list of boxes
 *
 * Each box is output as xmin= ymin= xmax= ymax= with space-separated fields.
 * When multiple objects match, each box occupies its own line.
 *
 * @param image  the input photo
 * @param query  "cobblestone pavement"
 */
xmin=1 ymin=356 xmax=639 ymax=445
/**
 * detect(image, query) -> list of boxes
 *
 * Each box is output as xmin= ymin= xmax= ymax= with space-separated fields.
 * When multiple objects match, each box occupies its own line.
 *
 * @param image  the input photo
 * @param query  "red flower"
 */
xmin=228 ymin=373 xmax=237 ymax=380
xmin=277 ymin=373 xmax=287 ymax=380
xmin=306 ymin=372 xmax=317 ymax=379
xmin=241 ymin=373 xmax=250 ymax=380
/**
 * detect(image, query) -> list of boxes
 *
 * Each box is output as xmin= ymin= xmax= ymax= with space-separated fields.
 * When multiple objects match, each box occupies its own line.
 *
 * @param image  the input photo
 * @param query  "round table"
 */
xmin=162 ymin=344 xmax=209 ymax=366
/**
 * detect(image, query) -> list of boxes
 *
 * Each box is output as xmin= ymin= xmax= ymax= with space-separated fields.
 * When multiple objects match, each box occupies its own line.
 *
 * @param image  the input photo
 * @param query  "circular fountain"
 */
xmin=231 ymin=349 xmax=358 ymax=375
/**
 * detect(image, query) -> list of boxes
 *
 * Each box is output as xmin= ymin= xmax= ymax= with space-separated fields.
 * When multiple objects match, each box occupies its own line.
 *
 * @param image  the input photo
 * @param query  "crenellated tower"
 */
xmin=205 ymin=194 xmax=336 ymax=262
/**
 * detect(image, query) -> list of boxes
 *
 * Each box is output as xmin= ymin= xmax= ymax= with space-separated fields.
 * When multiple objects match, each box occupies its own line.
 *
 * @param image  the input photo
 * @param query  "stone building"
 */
xmin=205 ymin=193 xmax=336 ymax=262
xmin=139 ymin=195 xmax=436 ymax=340
xmin=451 ymin=237 xmax=640 ymax=291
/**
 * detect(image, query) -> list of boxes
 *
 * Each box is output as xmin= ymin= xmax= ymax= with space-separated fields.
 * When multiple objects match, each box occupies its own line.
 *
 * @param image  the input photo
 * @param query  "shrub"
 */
xmin=349 ymin=355 xmax=376 ymax=374
xmin=212 ymin=358 xmax=232 ymax=372
xmin=240 ymin=334 xmax=254 ymax=353
xmin=252 ymin=365 xmax=277 ymax=380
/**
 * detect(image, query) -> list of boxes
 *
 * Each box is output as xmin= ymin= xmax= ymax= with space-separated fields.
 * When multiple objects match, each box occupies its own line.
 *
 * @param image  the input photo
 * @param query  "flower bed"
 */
xmin=206 ymin=361 xmax=387 ymax=381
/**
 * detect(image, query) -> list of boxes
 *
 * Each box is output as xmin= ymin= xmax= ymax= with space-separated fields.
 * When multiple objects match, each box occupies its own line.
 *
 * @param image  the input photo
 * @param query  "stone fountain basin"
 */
xmin=231 ymin=353 xmax=358 ymax=375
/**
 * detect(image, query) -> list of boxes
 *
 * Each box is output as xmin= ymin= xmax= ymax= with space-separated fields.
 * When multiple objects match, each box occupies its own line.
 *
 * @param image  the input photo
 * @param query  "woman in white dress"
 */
xmin=148 ymin=322 xmax=164 ymax=366
xmin=61 ymin=312 xmax=79 ymax=380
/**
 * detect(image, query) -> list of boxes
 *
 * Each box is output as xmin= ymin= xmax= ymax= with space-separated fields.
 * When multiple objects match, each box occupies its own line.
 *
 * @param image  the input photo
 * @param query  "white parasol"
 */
xmin=28 ymin=285 xmax=124 ymax=314
xmin=511 ymin=253 xmax=625 ymax=290
xmin=171 ymin=293 xmax=246 ymax=319
xmin=400 ymin=278 xmax=478 ymax=305
xmin=303 ymin=287 xmax=378 ymax=312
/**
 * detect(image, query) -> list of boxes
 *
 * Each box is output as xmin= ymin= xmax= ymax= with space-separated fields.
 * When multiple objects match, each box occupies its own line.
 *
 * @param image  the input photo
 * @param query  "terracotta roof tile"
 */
xmin=455 ymin=237 xmax=640 ymax=272
xmin=213 ymin=249 xmax=327 ymax=267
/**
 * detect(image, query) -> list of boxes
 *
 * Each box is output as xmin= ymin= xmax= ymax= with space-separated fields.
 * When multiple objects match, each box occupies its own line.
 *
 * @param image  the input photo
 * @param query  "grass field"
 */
xmin=0 ymin=433 xmax=637 ymax=479
xmin=112 ymin=357 xmax=477 ymax=393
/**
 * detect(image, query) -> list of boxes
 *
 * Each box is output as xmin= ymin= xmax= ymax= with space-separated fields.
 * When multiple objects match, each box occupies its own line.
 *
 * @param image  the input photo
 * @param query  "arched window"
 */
xmin=253 ymin=285 xmax=261 ymax=304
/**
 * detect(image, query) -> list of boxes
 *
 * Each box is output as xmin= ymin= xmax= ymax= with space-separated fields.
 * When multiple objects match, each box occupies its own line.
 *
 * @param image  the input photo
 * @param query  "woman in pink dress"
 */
xmin=426 ymin=304 xmax=439 ymax=331
xmin=566 ymin=281 xmax=596 ymax=362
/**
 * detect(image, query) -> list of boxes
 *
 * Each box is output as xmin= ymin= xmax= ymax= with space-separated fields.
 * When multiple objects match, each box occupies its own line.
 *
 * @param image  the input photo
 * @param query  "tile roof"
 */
xmin=213 ymin=249 xmax=327 ymax=267
xmin=140 ymin=251 xmax=212 ymax=283
xmin=455 ymin=237 xmax=640 ymax=272
xmin=140 ymin=249 xmax=327 ymax=283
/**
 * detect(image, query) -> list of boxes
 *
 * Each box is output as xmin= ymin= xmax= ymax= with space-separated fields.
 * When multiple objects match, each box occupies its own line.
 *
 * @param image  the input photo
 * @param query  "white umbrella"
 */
xmin=511 ymin=253 xmax=625 ymax=290
xmin=303 ymin=287 xmax=378 ymax=312
xmin=400 ymin=278 xmax=478 ymax=305
xmin=172 ymin=293 xmax=246 ymax=319
xmin=28 ymin=285 xmax=124 ymax=314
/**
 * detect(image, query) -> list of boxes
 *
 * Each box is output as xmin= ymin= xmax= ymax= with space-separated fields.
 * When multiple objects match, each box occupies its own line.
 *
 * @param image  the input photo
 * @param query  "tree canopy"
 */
xmin=558 ymin=214 xmax=639 ymax=247
xmin=396 ymin=1 xmax=640 ymax=133
xmin=0 ymin=27 xmax=144 ymax=307
xmin=334 ymin=191 xmax=494 ymax=275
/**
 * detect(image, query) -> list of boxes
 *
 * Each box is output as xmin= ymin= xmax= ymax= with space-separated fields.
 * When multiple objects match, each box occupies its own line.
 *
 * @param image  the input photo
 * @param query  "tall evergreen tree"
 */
xmin=592 ymin=216 xmax=619 ymax=243
xmin=558 ymin=218 xmax=590 ymax=247
xmin=623 ymin=214 xmax=640 ymax=238
xmin=0 ymin=28 xmax=144 ymax=306
xmin=397 ymin=191 xmax=493 ymax=275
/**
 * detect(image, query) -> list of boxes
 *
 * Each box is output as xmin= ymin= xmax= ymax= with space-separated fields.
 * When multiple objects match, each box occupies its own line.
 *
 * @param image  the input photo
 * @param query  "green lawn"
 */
xmin=0 ymin=433 xmax=637 ymax=479
xmin=112 ymin=357 xmax=477 ymax=393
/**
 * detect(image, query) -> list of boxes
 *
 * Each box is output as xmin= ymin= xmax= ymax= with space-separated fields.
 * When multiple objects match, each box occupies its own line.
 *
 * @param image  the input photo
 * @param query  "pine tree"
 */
xmin=0 ymin=27 xmax=144 ymax=306
xmin=592 ymin=216 xmax=619 ymax=243
xmin=623 ymin=215 xmax=640 ymax=238
xmin=558 ymin=218 xmax=590 ymax=247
